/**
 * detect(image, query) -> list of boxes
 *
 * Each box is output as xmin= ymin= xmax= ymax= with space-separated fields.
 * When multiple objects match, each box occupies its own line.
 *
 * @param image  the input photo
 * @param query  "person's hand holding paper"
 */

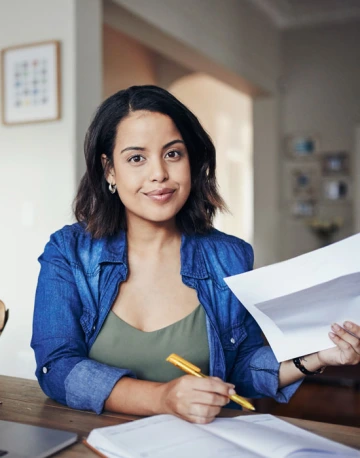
xmin=224 ymin=234 xmax=360 ymax=366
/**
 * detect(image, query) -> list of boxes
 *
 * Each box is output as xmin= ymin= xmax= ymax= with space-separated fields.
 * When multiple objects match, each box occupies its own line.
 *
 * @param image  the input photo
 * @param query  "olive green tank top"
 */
xmin=89 ymin=305 xmax=209 ymax=383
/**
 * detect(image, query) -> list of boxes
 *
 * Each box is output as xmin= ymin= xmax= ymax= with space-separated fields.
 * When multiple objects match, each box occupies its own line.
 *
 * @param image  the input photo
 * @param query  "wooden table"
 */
xmin=1 ymin=375 xmax=360 ymax=456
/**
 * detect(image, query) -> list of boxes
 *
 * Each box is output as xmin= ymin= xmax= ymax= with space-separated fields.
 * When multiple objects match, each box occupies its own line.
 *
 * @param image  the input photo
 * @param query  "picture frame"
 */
xmin=1 ymin=40 xmax=61 ymax=125
xmin=320 ymin=151 xmax=349 ymax=175
xmin=285 ymin=134 xmax=319 ymax=159
xmin=322 ymin=177 xmax=351 ymax=201
xmin=291 ymin=167 xmax=318 ymax=199
xmin=290 ymin=199 xmax=316 ymax=218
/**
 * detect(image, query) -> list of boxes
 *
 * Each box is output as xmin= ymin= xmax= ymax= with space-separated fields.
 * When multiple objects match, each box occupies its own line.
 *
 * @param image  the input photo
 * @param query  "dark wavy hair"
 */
xmin=74 ymin=85 xmax=227 ymax=238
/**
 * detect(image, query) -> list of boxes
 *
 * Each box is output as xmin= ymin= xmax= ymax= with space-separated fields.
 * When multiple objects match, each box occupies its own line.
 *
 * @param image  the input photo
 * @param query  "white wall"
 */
xmin=0 ymin=0 xmax=102 ymax=379
xmin=279 ymin=21 xmax=360 ymax=260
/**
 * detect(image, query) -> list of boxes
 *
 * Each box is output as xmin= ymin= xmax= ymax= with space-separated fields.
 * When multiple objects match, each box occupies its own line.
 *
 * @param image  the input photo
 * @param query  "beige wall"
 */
xmin=103 ymin=24 xmax=191 ymax=98
xmin=279 ymin=21 xmax=360 ymax=260
xmin=106 ymin=0 xmax=280 ymax=95
xmin=253 ymin=97 xmax=281 ymax=267
xmin=103 ymin=25 xmax=157 ymax=99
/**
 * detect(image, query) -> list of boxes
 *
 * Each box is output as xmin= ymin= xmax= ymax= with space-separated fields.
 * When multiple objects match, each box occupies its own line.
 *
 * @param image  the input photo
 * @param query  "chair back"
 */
xmin=0 ymin=300 xmax=9 ymax=334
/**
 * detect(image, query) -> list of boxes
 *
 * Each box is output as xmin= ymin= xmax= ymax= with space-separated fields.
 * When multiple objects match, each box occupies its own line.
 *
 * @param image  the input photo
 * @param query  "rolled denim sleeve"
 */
xmin=250 ymin=346 xmax=303 ymax=402
xmin=65 ymin=359 xmax=133 ymax=414
xmin=31 ymin=232 xmax=135 ymax=414
xmin=228 ymin=310 xmax=302 ymax=402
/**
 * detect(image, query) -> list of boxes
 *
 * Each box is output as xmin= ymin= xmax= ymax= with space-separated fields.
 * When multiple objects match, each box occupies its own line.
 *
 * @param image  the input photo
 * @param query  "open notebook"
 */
xmin=85 ymin=413 xmax=360 ymax=458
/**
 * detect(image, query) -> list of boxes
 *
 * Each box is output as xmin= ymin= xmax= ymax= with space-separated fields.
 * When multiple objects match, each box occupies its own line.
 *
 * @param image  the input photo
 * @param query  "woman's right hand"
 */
xmin=157 ymin=375 xmax=235 ymax=424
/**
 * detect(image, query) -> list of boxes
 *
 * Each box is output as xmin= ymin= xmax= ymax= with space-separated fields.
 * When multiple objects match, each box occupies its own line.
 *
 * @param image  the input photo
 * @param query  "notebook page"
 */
xmin=200 ymin=415 xmax=360 ymax=458
xmin=87 ymin=414 xmax=263 ymax=458
xmin=86 ymin=428 xmax=133 ymax=458
xmin=238 ymin=415 xmax=360 ymax=456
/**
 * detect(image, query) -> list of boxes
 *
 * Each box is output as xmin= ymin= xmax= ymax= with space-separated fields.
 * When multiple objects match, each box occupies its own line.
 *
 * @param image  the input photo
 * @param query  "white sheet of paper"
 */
xmin=224 ymin=233 xmax=360 ymax=362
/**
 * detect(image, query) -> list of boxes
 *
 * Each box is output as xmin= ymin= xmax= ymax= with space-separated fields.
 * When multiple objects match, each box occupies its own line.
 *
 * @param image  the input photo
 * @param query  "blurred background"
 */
xmin=0 ymin=0 xmax=359 ymax=426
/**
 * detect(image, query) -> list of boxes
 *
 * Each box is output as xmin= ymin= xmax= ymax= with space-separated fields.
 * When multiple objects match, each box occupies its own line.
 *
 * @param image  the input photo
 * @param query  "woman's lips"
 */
xmin=144 ymin=188 xmax=175 ymax=202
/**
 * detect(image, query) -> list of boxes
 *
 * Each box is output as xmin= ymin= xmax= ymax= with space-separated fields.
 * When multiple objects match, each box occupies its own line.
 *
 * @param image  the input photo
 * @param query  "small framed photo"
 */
xmin=285 ymin=134 xmax=319 ymax=159
xmin=322 ymin=178 xmax=350 ymax=201
xmin=291 ymin=200 xmax=316 ymax=218
xmin=291 ymin=168 xmax=318 ymax=199
xmin=1 ymin=40 xmax=61 ymax=125
xmin=321 ymin=152 xmax=349 ymax=175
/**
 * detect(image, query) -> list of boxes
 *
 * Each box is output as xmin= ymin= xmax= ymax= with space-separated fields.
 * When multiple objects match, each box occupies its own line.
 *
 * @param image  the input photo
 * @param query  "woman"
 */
xmin=31 ymin=85 xmax=360 ymax=424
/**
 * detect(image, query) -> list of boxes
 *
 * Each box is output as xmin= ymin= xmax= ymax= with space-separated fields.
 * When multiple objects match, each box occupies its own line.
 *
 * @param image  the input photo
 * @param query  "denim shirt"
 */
xmin=31 ymin=223 xmax=301 ymax=414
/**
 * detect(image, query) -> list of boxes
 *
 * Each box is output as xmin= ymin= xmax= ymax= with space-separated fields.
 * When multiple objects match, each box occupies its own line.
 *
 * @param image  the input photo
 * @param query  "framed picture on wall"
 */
xmin=321 ymin=152 xmax=349 ymax=175
xmin=291 ymin=167 xmax=319 ymax=199
xmin=285 ymin=134 xmax=319 ymax=159
xmin=322 ymin=177 xmax=351 ymax=201
xmin=290 ymin=199 xmax=316 ymax=218
xmin=1 ymin=40 xmax=61 ymax=125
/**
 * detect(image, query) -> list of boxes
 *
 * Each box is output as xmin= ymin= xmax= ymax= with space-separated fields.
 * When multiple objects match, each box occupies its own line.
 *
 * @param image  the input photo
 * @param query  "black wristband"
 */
xmin=293 ymin=357 xmax=325 ymax=376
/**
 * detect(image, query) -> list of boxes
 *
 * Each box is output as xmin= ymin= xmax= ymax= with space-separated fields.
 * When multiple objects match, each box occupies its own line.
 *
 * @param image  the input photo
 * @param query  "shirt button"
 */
xmin=42 ymin=367 xmax=48 ymax=374
xmin=230 ymin=337 xmax=236 ymax=344
xmin=92 ymin=325 xmax=96 ymax=331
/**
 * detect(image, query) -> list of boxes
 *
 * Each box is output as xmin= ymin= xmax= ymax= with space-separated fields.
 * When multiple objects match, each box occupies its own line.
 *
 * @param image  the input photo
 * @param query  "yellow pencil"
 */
xmin=166 ymin=353 xmax=255 ymax=411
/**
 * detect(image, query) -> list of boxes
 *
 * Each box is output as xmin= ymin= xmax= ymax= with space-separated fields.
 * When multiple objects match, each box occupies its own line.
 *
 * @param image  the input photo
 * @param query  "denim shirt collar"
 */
xmin=180 ymin=233 xmax=208 ymax=279
xmin=98 ymin=230 xmax=128 ymax=265
xmin=97 ymin=230 xmax=208 ymax=280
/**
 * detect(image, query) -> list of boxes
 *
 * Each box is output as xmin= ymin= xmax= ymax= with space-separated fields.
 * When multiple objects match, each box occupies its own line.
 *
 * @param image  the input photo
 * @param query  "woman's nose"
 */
xmin=150 ymin=159 xmax=169 ymax=182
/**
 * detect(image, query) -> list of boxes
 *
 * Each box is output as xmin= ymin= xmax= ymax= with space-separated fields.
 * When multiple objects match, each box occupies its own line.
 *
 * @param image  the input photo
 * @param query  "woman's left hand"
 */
xmin=317 ymin=321 xmax=360 ymax=367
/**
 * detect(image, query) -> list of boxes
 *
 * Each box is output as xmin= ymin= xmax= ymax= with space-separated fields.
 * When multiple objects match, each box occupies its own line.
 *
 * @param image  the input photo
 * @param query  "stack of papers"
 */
xmin=225 ymin=234 xmax=360 ymax=362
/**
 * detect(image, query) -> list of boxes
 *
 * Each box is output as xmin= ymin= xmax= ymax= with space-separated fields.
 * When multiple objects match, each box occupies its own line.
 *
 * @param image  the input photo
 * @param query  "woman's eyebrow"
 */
xmin=163 ymin=139 xmax=185 ymax=149
xmin=120 ymin=146 xmax=145 ymax=154
xmin=121 ymin=139 xmax=184 ymax=154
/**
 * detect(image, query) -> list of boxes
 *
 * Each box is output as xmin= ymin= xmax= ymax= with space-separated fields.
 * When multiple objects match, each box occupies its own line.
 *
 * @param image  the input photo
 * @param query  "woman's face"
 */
xmin=104 ymin=110 xmax=191 ymax=228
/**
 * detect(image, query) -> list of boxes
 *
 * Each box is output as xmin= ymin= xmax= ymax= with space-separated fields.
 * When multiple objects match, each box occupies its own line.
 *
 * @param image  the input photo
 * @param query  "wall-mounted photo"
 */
xmin=322 ymin=177 xmax=351 ymax=201
xmin=285 ymin=134 xmax=319 ymax=159
xmin=1 ymin=40 xmax=61 ymax=125
xmin=321 ymin=151 xmax=349 ymax=175
xmin=291 ymin=168 xmax=318 ymax=199
xmin=291 ymin=199 xmax=316 ymax=218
